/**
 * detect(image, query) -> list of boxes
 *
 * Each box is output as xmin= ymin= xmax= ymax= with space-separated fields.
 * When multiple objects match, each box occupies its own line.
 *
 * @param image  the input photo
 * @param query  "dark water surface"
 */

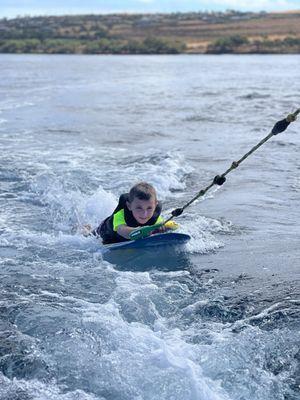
xmin=0 ymin=54 xmax=299 ymax=400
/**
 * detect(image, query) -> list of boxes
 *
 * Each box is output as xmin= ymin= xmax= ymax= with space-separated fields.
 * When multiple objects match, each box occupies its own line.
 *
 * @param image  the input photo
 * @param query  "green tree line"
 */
xmin=0 ymin=37 xmax=186 ymax=54
xmin=207 ymin=35 xmax=300 ymax=53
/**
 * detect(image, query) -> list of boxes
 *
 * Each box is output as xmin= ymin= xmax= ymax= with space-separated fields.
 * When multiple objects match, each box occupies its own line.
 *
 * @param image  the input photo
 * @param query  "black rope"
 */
xmin=165 ymin=109 xmax=300 ymax=223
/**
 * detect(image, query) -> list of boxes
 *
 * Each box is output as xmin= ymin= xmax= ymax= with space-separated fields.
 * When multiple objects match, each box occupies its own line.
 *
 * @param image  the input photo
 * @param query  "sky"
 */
xmin=0 ymin=0 xmax=300 ymax=18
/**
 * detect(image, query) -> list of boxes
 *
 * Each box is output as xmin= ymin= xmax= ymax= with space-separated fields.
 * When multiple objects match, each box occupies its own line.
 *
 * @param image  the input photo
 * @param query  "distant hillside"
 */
xmin=1 ymin=11 xmax=300 ymax=54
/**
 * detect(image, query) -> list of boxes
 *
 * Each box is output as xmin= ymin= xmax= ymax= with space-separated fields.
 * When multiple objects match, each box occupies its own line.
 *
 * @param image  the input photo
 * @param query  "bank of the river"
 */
xmin=1 ymin=11 xmax=300 ymax=54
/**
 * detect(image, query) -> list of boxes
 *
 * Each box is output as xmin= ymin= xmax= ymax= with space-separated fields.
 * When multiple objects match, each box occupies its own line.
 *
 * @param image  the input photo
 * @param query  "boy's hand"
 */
xmin=152 ymin=225 xmax=167 ymax=234
xmin=164 ymin=221 xmax=179 ymax=231
xmin=81 ymin=224 xmax=93 ymax=237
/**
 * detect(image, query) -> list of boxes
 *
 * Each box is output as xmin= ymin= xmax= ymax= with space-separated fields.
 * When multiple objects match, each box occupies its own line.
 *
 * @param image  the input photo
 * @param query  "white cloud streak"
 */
xmin=198 ymin=0 xmax=291 ymax=10
xmin=0 ymin=0 xmax=299 ymax=18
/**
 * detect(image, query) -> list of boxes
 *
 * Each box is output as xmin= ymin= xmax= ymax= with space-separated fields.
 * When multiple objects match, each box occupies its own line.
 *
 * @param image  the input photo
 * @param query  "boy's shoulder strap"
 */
xmin=155 ymin=201 xmax=162 ymax=215
xmin=112 ymin=193 xmax=129 ymax=214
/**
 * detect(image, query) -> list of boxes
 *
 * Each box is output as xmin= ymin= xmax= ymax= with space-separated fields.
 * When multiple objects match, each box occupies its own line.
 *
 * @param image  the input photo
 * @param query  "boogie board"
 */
xmin=103 ymin=232 xmax=191 ymax=251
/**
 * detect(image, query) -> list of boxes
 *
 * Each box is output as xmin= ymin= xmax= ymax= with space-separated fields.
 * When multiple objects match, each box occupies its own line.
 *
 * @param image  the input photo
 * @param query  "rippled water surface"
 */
xmin=0 ymin=54 xmax=299 ymax=400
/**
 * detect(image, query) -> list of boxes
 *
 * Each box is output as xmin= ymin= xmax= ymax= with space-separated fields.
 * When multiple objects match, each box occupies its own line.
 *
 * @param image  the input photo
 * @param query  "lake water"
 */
xmin=0 ymin=54 xmax=299 ymax=400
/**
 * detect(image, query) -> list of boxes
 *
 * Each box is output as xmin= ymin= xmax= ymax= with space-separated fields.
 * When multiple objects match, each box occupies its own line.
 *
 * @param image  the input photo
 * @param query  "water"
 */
xmin=0 ymin=54 xmax=299 ymax=400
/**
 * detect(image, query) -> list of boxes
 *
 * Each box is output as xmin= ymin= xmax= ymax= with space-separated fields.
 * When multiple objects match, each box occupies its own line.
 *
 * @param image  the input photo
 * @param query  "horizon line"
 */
xmin=2 ymin=8 xmax=300 ymax=20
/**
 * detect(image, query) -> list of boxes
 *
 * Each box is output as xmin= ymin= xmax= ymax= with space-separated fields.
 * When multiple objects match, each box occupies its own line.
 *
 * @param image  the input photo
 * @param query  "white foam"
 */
xmin=178 ymin=215 xmax=227 ymax=254
xmin=115 ymin=151 xmax=193 ymax=200
xmin=83 ymin=187 xmax=117 ymax=226
xmin=0 ymin=373 xmax=100 ymax=400
xmin=78 ymin=298 xmax=230 ymax=400
xmin=30 ymin=173 xmax=117 ymax=233
xmin=148 ymin=154 xmax=193 ymax=198
xmin=27 ymin=271 xmax=230 ymax=400
xmin=194 ymin=324 xmax=299 ymax=400
xmin=0 ymin=227 xmax=100 ymax=254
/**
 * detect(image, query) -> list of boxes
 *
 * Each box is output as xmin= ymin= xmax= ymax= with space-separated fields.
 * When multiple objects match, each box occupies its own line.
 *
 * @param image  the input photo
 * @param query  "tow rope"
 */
xmin=164 ymin=109 xmax=300 ymax=223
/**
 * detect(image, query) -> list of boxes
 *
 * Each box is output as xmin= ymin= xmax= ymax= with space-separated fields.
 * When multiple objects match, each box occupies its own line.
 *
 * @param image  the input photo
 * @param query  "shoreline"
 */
xmin=1 ymin=51 xmax=300 ymax=55
xmin=1 ymin=11 xmax=300 ymax=55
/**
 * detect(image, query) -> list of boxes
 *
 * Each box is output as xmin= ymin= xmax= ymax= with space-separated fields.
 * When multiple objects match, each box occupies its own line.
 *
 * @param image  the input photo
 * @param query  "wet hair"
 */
xmin=128 ymin=182 xmax=157 ymax=203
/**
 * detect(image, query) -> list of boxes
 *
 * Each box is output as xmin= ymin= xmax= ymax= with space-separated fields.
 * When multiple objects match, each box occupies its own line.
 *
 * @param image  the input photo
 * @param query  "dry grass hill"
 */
xmin=1 ymin=10 xmax=300 ymax=53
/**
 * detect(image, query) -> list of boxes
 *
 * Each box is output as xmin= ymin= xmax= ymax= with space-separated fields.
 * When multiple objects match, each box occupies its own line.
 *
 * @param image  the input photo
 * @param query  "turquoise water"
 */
xmin=0 ymin=54 xmax=299 ymax=400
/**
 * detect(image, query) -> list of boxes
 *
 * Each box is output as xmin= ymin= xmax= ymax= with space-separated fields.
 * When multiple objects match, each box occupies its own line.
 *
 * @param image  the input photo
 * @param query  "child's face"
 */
xmin=127 ymin=196 xmax=157 ymax=225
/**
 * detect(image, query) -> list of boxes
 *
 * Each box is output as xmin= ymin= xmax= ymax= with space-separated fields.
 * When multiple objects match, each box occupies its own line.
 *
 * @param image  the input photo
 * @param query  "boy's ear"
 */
xmin=126 ymin=201 xmax=132 ymax=210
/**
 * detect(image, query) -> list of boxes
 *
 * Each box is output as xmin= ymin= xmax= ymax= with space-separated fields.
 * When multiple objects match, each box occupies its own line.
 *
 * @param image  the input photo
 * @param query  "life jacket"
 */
xmin=94 ymin=193 xmax=163 ymax=244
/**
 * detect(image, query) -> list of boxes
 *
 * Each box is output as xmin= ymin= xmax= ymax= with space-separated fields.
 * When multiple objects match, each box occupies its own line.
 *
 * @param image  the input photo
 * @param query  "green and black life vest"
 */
xmin=94 ymin=193 xmax=163 ymax=244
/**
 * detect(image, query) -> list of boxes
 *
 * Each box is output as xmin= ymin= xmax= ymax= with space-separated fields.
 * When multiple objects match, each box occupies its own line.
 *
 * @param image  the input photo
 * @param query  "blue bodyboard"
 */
xmin=103 ymin=232 xmax=191 ymax=251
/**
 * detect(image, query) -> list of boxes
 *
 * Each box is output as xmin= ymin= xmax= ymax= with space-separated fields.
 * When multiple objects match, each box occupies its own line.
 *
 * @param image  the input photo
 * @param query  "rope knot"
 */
xmin=287 ymin=109 xmax=299 ymax=122
xmin=171 ymin=208 xmax=183 ymax=217
xmin=213 ymin=175 xmax=226 ymax=186
xmin=272 ymin=109 xmax=300 ymax=134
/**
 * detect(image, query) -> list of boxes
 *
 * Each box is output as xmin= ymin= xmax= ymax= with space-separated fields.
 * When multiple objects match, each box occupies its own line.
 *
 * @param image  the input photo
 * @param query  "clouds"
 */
xmin=199 ymin=0 xmax=293 ymax=11
xmin=0 ymin=0 xmax=299 ymax=18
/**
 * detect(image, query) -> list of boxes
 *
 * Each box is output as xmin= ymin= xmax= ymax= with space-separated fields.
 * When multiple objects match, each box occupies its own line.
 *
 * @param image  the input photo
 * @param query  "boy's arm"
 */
xmin=118 ymin=223 xmax=172 ymax=240
xmin=116 ymin=224 xmax=140 ymax=240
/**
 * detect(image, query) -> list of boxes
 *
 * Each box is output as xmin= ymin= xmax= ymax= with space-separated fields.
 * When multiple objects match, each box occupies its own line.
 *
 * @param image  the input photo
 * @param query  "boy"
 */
xmin=88 ymin=182 xmax=164 ymax=244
